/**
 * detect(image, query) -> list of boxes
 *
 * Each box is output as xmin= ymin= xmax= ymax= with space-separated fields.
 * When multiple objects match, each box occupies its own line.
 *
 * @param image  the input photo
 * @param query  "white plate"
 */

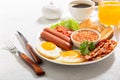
xmin=32 ymin=31 xmax=116 ymax=66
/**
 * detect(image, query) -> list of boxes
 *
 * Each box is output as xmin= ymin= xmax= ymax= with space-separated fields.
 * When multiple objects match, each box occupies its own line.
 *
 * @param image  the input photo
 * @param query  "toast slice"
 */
xmin=79 ymin=19 xmax=114 ymax=40
xmin=100 ymin=25 xmax=114 ymax=40
xmin=79 ymin=19 xmax=101 ymax=32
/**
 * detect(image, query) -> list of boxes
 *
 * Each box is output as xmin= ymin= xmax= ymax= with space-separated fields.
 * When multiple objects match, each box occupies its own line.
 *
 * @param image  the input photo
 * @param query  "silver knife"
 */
xmin=17 ymin=31 xmax=42 ymax=64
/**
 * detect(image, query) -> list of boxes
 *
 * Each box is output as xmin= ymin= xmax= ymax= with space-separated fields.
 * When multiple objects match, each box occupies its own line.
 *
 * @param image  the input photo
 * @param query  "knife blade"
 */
xmin=17 ymin=31 xmax=42 ymax=64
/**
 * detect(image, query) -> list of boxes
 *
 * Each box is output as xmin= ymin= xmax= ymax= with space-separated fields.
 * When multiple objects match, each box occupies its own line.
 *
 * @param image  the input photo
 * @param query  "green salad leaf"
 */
xmin=51 ymin=18 xmax=79 ymax=31
xmin=79 ymin=41 xmax=96 ymax=56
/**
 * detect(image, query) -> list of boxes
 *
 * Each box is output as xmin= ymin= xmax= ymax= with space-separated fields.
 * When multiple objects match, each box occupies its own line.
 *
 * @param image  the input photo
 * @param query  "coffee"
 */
xmin=69 ymin=0 xmax=95 ymax=22
xmin=72 ymin=3 xmax=91 ymax=8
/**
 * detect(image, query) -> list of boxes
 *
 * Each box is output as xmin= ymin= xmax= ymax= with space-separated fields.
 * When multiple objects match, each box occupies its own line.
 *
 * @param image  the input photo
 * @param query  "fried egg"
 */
xmin=36 ymin=41 xmax=62 ymax=59
xmin=56 ymin=50 xmax=85 ymax=63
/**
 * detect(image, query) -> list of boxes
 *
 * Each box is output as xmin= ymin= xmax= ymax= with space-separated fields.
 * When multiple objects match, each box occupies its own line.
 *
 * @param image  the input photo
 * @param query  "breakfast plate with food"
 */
xmin=33 ymin=19 xmax=117 ymax=65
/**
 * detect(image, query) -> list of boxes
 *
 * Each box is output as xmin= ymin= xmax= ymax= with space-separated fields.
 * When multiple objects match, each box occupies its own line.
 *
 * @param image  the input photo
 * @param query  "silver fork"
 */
xmin=4 ymin=40 xmax=45 ymax=76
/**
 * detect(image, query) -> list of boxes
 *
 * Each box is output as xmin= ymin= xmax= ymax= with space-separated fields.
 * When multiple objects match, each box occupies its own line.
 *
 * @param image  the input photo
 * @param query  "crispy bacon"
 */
xmin=84 ymin=39 xmax=117 ymax=61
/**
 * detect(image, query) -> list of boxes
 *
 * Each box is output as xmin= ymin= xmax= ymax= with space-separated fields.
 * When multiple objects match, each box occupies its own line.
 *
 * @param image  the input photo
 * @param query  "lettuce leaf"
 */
xmin=51 ymin=18 xmax=79 ymax=31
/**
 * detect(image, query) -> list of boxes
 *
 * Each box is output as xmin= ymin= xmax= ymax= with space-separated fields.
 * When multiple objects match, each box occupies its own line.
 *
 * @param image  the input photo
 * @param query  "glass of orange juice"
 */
xmin=98 ymin=1 xmax=120 ymax=42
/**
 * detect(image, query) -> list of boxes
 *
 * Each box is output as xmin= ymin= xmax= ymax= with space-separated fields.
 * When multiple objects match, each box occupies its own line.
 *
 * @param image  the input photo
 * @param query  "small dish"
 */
xmin=71 ymin=28 xmax=101 ymax=48
xmin=42 ymin=2 xmax=62 ymax=19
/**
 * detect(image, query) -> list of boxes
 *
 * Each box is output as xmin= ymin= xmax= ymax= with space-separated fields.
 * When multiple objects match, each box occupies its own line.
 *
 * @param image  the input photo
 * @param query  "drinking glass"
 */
xmin=98 ymin=1 xmax=120 ymax=42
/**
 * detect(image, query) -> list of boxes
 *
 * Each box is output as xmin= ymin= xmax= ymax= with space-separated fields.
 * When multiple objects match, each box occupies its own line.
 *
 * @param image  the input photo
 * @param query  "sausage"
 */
xmin=43 ymin=28 xmax=72 ymax=44
xmin=40 ymin=31 xmax=73 ymax=50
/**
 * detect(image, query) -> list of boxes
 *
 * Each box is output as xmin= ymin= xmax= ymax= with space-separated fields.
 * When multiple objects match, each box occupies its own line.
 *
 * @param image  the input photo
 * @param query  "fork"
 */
xmin=4 ymin=40 xmax=45 ymax=76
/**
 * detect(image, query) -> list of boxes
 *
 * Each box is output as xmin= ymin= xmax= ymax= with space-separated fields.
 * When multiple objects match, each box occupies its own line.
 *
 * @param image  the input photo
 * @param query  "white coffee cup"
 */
xmin=69 ymin=0 xmax=95 ymax=22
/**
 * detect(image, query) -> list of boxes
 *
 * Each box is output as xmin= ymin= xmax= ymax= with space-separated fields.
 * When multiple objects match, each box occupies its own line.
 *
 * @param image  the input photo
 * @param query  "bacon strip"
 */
xmin=84 ymin=40 xmax=117 ymax=60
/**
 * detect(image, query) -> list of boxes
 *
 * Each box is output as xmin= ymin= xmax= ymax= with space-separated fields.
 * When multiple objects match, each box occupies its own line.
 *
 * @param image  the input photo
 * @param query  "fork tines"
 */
xmin=4 ymin=40 xmax=17 ymax=53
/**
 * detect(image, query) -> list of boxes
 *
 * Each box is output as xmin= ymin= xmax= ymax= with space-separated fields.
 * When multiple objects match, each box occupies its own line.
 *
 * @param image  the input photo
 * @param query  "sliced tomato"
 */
xmin=55 ymin=26 xmax=73 ymax=37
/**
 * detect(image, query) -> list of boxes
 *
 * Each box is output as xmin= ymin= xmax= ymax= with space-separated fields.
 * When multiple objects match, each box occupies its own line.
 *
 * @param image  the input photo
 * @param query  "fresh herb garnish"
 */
xmin=79 ymin=41 xmax=96 ymax=55
xmin=51 ymin=18 xmax=79 ymax=31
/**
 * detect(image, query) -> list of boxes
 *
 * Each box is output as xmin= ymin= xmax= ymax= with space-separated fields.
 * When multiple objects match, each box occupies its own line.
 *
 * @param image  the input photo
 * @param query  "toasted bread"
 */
xmin=79 ymin=19 xmax=101 ymax=32
xmin=99 ymin=25 xmax=114 ymax=40
xmin=79 ymin=19 xmax=114 ymax=40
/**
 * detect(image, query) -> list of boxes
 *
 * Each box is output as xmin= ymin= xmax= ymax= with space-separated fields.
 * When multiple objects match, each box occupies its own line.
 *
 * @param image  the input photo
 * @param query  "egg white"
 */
xmin=56 ymin=50 xmax=85 ymax=63
xmin=36 ymin=41 xmax=62 ymax=59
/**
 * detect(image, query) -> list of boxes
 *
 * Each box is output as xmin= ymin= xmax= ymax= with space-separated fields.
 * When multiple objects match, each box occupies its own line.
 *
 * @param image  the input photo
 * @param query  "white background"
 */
xmin=0 ymin=0 xmax=120 ymax=80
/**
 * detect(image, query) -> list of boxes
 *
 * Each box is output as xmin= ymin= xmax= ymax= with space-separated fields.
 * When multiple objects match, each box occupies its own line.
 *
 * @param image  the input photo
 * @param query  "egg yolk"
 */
xmin=61 ymin=50 xmax=81 ymax=58
xmin=42 ymin=42 xmax=56 ymax=50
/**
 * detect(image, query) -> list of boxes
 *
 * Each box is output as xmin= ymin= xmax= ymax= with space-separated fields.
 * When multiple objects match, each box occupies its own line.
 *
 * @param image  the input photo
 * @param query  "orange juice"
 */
xmin=98 ymin=1 xmax=120 ymax=26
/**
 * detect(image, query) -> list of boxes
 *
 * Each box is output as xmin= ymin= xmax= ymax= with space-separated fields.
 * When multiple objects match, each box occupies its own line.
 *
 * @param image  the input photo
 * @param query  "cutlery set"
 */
xmin=17 ymin=31 xmax=42 ymax=64
xmin=4 ymin=31 xmax=45 ymax=76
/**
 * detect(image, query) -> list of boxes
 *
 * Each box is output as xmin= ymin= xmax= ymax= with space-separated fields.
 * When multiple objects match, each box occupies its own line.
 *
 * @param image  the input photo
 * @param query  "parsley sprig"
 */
xmin=79 ymin=41 xmax=96 ymax=56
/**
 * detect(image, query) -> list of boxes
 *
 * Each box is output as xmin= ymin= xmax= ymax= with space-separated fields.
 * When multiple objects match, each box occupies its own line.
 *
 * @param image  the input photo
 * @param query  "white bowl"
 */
xmin=71 ymin=28 xmax=101 ymax=48
xmin=68 ymin=0 xmax=95 ymax=22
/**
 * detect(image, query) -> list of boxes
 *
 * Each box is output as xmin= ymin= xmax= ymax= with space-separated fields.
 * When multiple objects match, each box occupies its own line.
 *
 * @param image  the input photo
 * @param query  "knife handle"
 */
xmin=19 ymin=52 xmax=45 ymax=75
xmin=26 ymin=43 xmax=42 ymax=64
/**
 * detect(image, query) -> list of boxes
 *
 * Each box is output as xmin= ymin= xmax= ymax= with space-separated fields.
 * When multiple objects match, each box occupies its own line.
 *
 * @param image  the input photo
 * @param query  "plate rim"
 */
xmin=32 ymin=31 xmax=115 ymax=66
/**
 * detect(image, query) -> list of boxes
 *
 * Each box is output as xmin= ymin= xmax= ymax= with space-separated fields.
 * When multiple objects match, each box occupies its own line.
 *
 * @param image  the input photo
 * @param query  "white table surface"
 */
xmin=0 ymin=0 xmax=120 ymax=80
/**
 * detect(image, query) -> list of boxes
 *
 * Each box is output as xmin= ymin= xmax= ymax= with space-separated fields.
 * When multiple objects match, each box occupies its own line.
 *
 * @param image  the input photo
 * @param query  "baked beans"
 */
xmin=72 ymin=30 xmax=99 ymax=42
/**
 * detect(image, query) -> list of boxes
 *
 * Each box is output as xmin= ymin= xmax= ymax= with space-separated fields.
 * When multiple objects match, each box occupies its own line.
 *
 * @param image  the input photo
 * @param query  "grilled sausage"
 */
xmin=43 ymin=28 xmax=72 ymax=44
xmin=40 ymin=31 xmax=73 ymax=50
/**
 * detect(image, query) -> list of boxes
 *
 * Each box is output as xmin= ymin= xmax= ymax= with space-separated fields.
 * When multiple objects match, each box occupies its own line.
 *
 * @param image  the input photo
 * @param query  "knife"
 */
xmin=18 ymin=51 xmax=45 ymax=75
xmin=17 ymin=31 xmax=42 ymax=64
